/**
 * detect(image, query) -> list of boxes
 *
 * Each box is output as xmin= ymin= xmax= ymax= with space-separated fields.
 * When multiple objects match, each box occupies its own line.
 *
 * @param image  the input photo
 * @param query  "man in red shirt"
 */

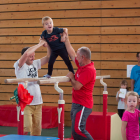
xmin=65 ymin=36 xmax=96 ymax=140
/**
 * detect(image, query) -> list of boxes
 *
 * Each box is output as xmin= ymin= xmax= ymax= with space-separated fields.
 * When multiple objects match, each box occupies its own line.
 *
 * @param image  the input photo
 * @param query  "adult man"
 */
xmin=130 ymin=52 xmax=140 ymax=96
xmin=14 ymin=39 xmax=51 ymax=136
xmin=65 ymin=36 xmax=96 ymax=140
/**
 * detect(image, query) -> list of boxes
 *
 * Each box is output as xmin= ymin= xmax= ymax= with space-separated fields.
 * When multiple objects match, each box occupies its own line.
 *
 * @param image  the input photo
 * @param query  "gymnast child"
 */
xmin=41 ymin=16 xmax=74 ymax=78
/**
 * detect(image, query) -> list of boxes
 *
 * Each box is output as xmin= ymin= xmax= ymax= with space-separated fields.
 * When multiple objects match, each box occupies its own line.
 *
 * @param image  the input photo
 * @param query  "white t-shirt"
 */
xmin=116 ymin=91 xmax=126 ymax=109
xmin=14 ymin=59 xmax=43 ymax=105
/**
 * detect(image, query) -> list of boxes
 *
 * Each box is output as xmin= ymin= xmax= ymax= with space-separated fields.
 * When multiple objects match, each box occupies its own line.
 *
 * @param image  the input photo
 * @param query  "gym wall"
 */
xmin=0 ymin=0 xmax=140 ymax=126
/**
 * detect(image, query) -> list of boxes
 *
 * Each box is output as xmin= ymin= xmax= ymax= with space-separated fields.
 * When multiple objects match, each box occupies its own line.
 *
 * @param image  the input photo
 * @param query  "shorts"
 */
xmin=24 ymin=104 xmax=42 ymax=136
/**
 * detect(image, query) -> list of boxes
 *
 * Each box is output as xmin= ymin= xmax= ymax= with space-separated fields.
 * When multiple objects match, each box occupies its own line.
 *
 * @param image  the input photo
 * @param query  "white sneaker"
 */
xmin=43 ymin=74 xmax=51 ymax=78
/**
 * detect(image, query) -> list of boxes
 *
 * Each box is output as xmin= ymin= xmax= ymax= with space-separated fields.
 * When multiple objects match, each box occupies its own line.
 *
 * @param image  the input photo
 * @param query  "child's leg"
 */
xmin=118 ymin=109 xmax=125 ymax=119
xmin=58 ymin=48 xmax=74 ymax=74
xmin=44 ymin=51 xmax=58 ymax=77
xmin=60 ymin=32 xmax=66 ymax=42
xmin=118 ymin=109 xmax=122 ymax=119
xmin=121 ymin=109 xmax=125 ymax=118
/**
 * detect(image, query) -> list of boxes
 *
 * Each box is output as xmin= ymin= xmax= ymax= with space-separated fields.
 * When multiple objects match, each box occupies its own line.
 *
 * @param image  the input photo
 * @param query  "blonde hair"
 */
xmin=42 ymin=16 xmax=52 ymax=25
xmin=125 ymin=91 xmax=139 ymax=105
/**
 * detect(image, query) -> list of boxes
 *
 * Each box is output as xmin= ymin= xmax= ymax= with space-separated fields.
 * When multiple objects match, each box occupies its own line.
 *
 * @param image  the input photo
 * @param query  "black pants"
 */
xmin=71 ymin=103 xmax=94 ymax=140
xmin=48 ymin=48 xmax=74 ymax=76
xmin=118 ymin=109 xmax=125 ymax=119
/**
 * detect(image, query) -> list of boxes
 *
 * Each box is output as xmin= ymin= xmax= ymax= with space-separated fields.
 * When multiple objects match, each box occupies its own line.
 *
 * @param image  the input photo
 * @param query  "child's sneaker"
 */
xmin=43 ymin=74 xmax=51 ymax=78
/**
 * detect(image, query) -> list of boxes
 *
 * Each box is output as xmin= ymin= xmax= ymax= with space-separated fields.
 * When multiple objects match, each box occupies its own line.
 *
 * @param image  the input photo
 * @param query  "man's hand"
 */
xmin=39 ymin=39 xmax=45 ymax=46
xmin=66 ymin=71 xmax=75 ymax=80
xmin=39 ymin=38 xmax=48 ymax=47
xmin=66 ymin=72 xmax=83 ymax=90
xmin=63 ymin=28 xmax=68 ymax=36
xmin=43 ymin=42 xmax=49 ymax=48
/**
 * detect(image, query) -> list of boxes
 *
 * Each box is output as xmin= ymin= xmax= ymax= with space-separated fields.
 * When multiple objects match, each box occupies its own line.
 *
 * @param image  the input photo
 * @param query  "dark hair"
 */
xmin=136 ymin=52 xmax=140 ymax=57
xmin=120 ymin=79 xmax=129 ymax=91
xmin=21 ymin=47 xmax=30 ymax=55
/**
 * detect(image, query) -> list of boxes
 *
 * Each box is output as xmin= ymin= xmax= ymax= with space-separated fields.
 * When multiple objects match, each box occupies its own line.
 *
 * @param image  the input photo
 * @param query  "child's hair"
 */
xmin=125 ymin=91 xmax=139 ymax=105
xmin=120 ymin=79 xmax=129 ymax=91
xmin=42 ymin=16 xmax=52 ymax=25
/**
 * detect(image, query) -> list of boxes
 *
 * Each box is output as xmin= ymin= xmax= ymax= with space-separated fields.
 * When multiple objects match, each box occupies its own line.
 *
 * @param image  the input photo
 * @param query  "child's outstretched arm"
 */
xmin=121 ymin=121 xmax=127 ymax=140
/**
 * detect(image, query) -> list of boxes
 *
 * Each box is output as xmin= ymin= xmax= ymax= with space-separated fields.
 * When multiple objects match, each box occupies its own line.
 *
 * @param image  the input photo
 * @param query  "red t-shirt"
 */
xmin=72 ymin=59 xmax=96 ymax=109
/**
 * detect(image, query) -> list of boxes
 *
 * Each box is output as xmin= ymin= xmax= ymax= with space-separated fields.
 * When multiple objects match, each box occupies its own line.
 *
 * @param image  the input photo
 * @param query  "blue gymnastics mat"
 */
xmin=0 ymin=134 xmax=59 ymax=140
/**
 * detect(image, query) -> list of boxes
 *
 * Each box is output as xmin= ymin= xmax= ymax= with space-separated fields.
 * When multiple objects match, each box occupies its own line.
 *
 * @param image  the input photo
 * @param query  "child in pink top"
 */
xmin=121 ymin=91 xmax=140 ymax=140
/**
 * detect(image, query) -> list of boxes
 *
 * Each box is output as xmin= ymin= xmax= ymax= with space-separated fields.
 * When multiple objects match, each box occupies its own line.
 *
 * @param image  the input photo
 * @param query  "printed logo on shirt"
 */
xmin=47 ymin=35 xmax=58 ymax=42
xmin=77 ymin=74 xmax=79 ymax=78
xmin=28 ymin=66 xmax=37 ymax=78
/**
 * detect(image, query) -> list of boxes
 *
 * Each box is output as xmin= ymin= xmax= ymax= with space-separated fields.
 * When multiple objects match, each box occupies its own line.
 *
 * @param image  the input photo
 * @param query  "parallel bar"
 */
xmin=4 ymin=77 xmax=48 ymax=84
xmin=38 ymin=76 xmax=70 ymax=84
xmin=38 ymin=75 xmax=110 ymax=85
xmin=4 ymin=75 xmax=110 ymax=84
xmin=96 ymin=75 xmax=110 ymax=79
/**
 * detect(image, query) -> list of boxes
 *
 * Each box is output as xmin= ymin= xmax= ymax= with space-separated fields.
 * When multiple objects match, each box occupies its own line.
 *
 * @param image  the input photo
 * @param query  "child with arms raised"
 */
xmin=121 ymin=91 xmax=140 ymax=140
xmin=41 ymin=16 xmax=74 ymax=78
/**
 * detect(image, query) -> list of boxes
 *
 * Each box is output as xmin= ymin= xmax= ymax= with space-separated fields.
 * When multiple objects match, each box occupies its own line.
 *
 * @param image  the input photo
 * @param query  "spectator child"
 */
xmin=121 ymin=91 xmax=140 ymax=140
xmin=116 ymin=80 xmax=128 ymax=119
